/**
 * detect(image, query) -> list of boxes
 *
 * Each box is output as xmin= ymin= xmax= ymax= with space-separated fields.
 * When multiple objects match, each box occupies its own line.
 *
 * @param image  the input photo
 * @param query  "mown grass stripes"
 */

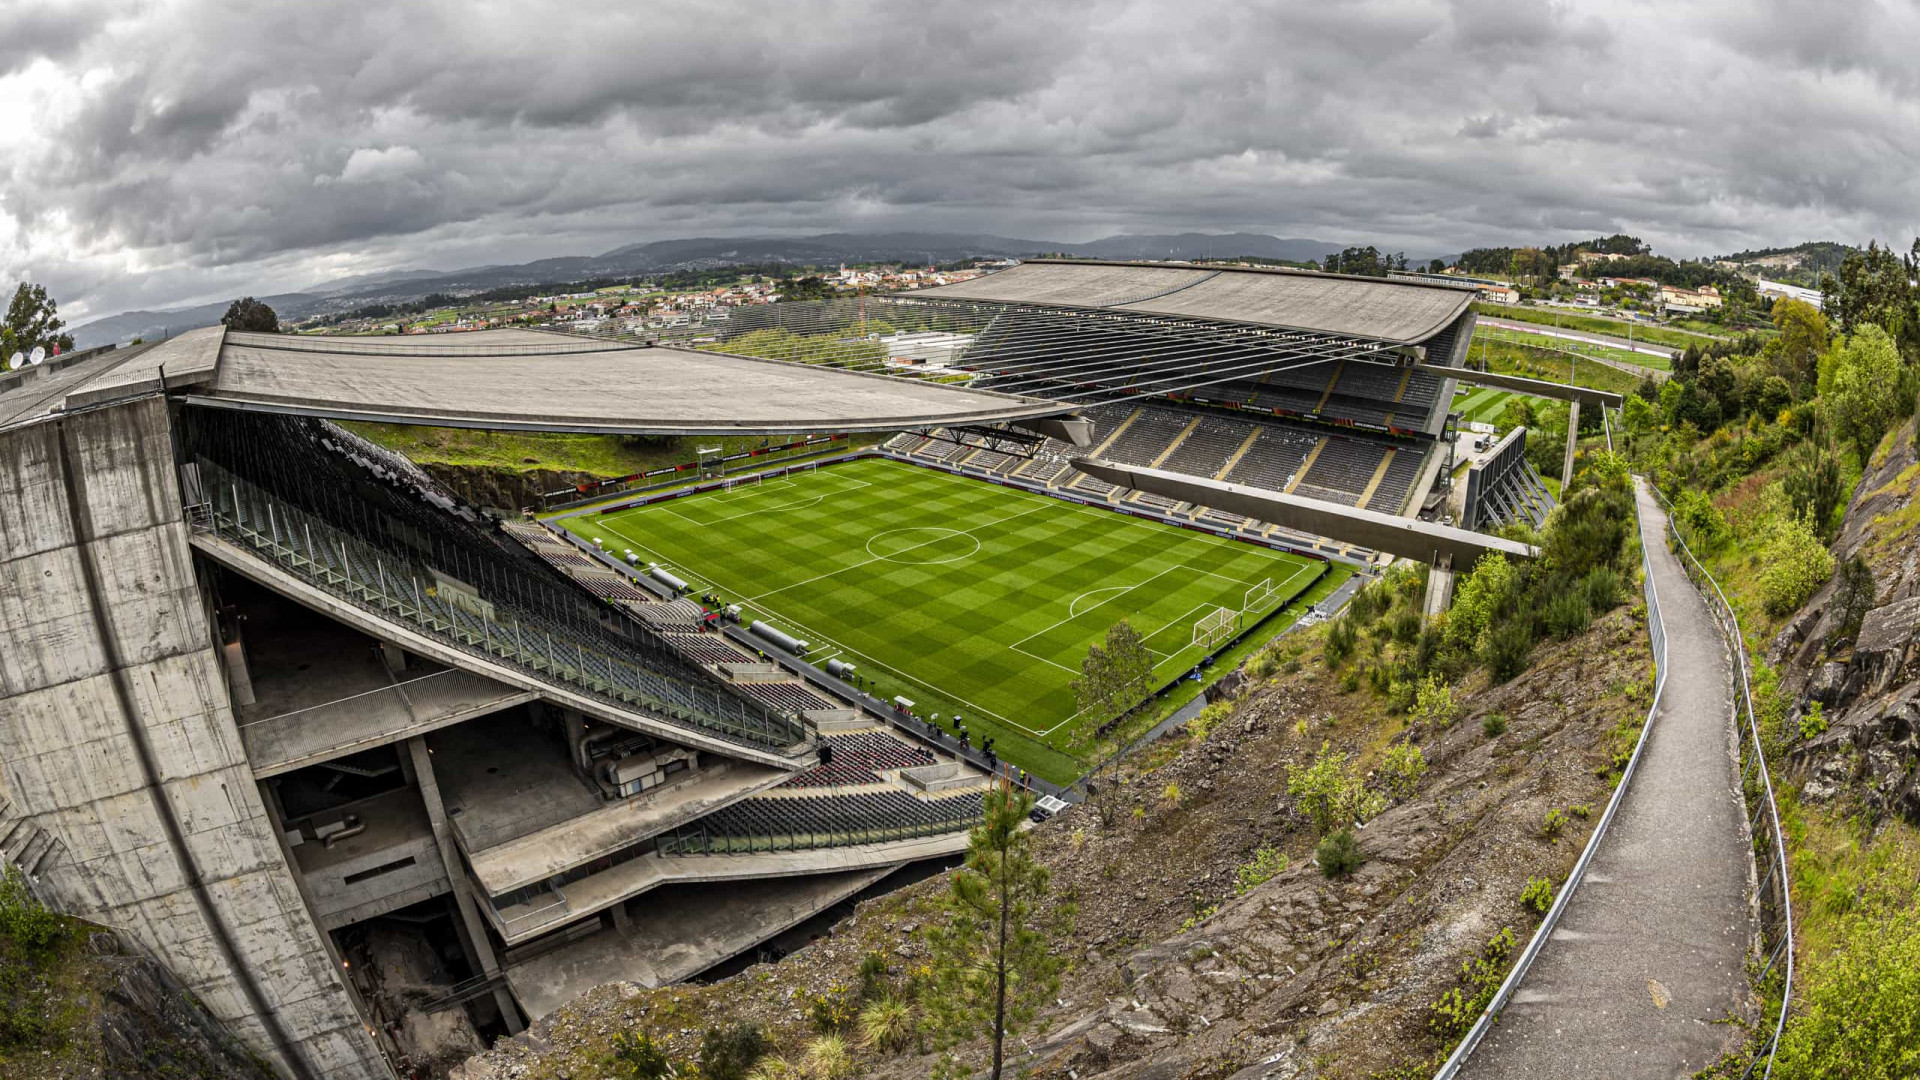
xmin=568 ymin=458 xmax=1325 ymax=783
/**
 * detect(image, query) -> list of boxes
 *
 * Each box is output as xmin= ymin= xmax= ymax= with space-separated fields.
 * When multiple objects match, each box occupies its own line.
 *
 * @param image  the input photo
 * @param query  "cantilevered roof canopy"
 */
xmin=913 ymin=259 xmax=1477 ymax=345
xmin=95 ymin=328 xmax=1079 ymax=436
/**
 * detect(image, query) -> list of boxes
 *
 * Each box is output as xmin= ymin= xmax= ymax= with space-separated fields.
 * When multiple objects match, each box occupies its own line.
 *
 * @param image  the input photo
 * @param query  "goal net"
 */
xmin=1242 ymin=578 xmax=1275 ymax=614
xmin=1192 ymin=606 xmax=1236 ymax=650
xmin=723 ymin=474 xmax=761 ymax=493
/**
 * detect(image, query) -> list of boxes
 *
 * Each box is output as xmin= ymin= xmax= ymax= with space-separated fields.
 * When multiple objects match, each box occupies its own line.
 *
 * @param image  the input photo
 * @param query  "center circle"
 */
xmin=865 ymin=527 xmax=981 ymax=565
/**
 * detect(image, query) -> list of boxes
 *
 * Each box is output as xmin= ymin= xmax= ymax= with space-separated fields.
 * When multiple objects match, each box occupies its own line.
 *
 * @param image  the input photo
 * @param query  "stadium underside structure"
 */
xmin=1 ymin=259 xmax=1532 ymax=1080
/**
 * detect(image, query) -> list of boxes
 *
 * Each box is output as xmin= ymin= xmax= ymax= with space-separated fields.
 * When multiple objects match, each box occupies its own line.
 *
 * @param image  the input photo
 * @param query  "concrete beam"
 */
xmin=1069 ymin=459 xmax=1537 ymax=566
xmin=1562 ymin=400 xmax=1582 ymax=489
xmin=1010 ymin=413 xmax=1095 ymax=448
xmin=1414 ymin=363 xmax=1621 ymax=408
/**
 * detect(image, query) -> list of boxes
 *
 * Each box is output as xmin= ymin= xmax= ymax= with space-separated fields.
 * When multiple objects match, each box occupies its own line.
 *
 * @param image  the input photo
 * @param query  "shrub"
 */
xmin=858 ymin=997 xmax=915 ymax=1054
xmin=1482 ymin=619 xmax=1536 ymax=683
xmin=608 ymin=1031 xmax=674 ymax=1080
xmin=1412 ymin=675 xmax=1461 ymax=728
xmin=1389 ymin=608 xmax=1422 ymax=645
xmin=701 ymin=1023 xmax=772 ymax=1080
xmin=1544 ymin=590 xmax=1592 ymax=640
xmin=1378 ymin=744 xmax=1427 ymax=801
xmin=1582 ymin=566 xmax=1623 ymax=613
xmin=1772 ymin=904 xmax=1920 ymax=1079
xmin=856 ymin=951 xmax=890 ymax=1001
xmin=1519 ymin=876 xmax=1554 ymax=913
xmin=1428 ymin=927 xmax=1516 ymax=1041
xmin=1325 ymin=614 xmax=1359 ymax=666
xmin=1482 ymin=713 xmax=1509 ymax=738
xmin=746 ymin=1058 xmax=795 ymax=1080
xmin=1187 ymin=701 xmax=1232 ymax=741
xmin=806 ymin=983 xmax=857 ymax=1033
xmin=1316 ymin=828 xmax=1365 ymax=878
xmin=0 ymin=867 xmax=66 ymax=954
xmin=1758 ymin=513 xmax=1836 ymax=616
xmin=1541 ymin=808 xmax=1566 ymax=841
xmin=798 ymin=1034 xmax=855 ymax=1080
xmin=1161 ymin=782 xmax=1183 ymax=806
xmin=1800 ymin=700 xmax=1828 ymax=741
xmin=1287 ymin=743 xmax=1385 ymax=834
xmin=1234 ymin=846 xmax=1290 ymax=895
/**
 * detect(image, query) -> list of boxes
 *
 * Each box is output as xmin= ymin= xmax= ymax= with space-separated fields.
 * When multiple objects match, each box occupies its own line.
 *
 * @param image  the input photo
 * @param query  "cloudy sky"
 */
xmin=3 ymin=0 xmax=1917 ymax=324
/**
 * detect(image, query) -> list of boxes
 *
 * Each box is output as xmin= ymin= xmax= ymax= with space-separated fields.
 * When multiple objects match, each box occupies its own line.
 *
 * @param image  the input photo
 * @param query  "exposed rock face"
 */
xmin=68 ymin=931 xmax=278 ymax=1080
xmin=421 ymin=463 xmax=604 ymax=513
xmin=1785 ymin=419 xmax=1920 ymax=824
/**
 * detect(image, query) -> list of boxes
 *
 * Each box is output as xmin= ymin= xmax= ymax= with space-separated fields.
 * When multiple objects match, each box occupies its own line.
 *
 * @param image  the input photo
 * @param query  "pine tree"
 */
xmin=923 ymin=782 xmax=1073 ymax=1079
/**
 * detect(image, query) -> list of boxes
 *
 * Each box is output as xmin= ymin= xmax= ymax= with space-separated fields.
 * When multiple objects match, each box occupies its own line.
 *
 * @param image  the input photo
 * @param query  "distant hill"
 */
xmin=69 ymin=230 xmax=1371 ymax=348
xmin=69 ymin=293 xmax=321 ymax=350
xmin=1712 ymin=240 xmax=1858 ymax=288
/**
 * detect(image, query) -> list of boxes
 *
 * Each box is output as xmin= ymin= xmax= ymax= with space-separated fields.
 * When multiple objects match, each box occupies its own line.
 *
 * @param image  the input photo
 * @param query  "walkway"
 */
xmin=1462 ymin=482 xmax=1751 ymax=1078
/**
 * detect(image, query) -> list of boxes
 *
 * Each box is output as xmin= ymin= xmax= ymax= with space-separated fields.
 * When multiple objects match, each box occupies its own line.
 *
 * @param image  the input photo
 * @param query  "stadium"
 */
xmin=0 ymin=259 xmax=1586 ymax=1078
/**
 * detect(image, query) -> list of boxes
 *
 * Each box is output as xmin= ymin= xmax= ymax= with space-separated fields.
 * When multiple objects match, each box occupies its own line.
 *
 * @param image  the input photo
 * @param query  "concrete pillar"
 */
xmin=1562 ymin=400 xmax=1581 ymax=489
xmin=1424 ymin=557 xmax=1455 ymax=619
xmin=610 ymin=900 xmax=634 ymax=937
xmin=380 ymin=641 xmax=409 ymax=673
xmin=406 ymin=737 xmax=524 ymax=1034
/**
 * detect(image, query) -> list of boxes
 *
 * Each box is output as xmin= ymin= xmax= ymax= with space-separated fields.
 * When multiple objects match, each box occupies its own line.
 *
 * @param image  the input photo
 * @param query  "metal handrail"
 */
xmin=1434 ymin=477 xmax=1671 ymax=1077
xmin=1652 ymin=486 xmax=1794 ymax=1078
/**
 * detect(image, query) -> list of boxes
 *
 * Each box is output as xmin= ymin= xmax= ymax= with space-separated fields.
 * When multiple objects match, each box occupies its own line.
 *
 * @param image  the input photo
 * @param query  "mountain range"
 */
xmin=67 ymin=231 xmax=1372 ymax=349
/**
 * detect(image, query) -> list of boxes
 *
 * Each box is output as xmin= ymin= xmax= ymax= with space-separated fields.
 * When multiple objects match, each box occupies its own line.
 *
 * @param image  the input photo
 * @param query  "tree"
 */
xmin=1771 ymin=297 xmax=1829 ymax=391
xmin=1818 ymin=325 xmax=1902 ymax=461
xmin=923 ymin=782 xmax=1073 ymax=1080
xmin=1070 ymin=619 xmax=1153 ymax=732
xmin=1826 ymin=555 xmax=1877 ymax=652
xmin=1822 ymin=240 xmax=1918 ymax=353
xmin=2 ymin=282 xmax=75 ymax=358
xmin=221 ymin=296 xmax=279 ymax=333
xmin=1784 ymin=420 xmax=1844 ymax=536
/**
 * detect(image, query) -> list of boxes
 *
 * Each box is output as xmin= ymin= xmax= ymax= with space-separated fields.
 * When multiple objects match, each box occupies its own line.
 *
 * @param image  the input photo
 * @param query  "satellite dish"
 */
xmin=5 ymin=352 xmax=20 ymax=371
xmin=29 ymin=346 xmax=47 ymax=366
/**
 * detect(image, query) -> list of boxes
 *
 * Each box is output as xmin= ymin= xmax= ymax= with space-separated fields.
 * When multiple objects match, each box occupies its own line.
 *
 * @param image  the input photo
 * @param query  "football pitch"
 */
xmin=560 ymin=457 xmax=1341 ymax=783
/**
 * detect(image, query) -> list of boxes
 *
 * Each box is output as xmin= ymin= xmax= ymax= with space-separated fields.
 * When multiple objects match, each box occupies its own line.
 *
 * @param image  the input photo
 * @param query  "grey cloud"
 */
xmin=4 ymin=0 xmax=1919 ymax=323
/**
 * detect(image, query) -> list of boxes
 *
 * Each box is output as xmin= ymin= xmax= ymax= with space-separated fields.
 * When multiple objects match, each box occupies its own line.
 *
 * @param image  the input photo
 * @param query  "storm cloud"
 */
xmin=2 ymin=0 xmax=1916 ymax=321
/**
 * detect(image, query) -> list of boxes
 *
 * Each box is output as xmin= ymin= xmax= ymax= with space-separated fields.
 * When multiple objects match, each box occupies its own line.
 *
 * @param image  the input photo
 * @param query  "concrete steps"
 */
xmin=0 ymin=797 xmax=59 ymax=877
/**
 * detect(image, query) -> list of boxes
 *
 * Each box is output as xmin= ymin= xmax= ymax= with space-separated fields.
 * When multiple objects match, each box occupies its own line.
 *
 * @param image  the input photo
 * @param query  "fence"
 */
xmin=1654 ymin=487 xmax=1795 ymax=1079
xmin=1433 ymin=478 xmax=1672 ymax=1078
xmin=189 ymin=462 xmax=811 ymax=755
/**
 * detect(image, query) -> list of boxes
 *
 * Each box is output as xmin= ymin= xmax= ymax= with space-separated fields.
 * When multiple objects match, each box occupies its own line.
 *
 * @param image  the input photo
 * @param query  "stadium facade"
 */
xmin=2 ymin=261 xmax=1489 ymax=1080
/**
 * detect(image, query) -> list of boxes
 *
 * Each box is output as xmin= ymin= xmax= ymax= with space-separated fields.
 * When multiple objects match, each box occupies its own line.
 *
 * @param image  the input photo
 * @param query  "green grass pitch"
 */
xmin=560 ymin=456 xmax=1337 ymax=784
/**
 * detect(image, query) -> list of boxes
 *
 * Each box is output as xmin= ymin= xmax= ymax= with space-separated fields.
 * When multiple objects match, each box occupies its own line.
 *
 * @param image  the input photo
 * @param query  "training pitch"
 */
xmin=563 ymin=456 xmax=1334 ymax=783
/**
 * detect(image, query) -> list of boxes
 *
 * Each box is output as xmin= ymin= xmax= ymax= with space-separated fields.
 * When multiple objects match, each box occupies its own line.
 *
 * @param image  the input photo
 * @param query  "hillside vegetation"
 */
xmin=1614 ymin=239 xmax=1920 ymax=1077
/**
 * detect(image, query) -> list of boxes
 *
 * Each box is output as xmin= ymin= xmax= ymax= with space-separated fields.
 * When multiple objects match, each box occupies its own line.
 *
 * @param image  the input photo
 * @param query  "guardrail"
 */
xmin=1653 ymin=487 xmax=1794 ymax=1079
xmin=1433 ymin=477 xmax=1672 ymax=1078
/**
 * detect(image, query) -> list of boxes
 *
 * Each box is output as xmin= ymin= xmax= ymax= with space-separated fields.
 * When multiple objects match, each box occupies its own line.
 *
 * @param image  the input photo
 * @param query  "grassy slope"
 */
xmin=344 ymin=423 xmax=847 ymax=478
xmin=564 ymin=457 xmax=1335 ymax=783
xmin=1473 ymin=301 xmax=1724 ymax=350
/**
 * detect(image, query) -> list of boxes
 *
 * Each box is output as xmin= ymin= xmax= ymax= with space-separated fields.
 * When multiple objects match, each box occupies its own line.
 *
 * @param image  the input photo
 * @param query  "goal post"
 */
xmin=1242 ymin=577 xmax=1275 ymax=614
xmin=1192 ymin=606 xmax=1236 ymax=650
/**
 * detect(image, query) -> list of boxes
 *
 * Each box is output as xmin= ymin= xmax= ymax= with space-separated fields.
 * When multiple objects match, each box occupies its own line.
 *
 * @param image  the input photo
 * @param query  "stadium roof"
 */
xmin=910 ymin=259 xmax=1477 ymax=345
xmin=20 ymin=327 xmax=1077 ymax=436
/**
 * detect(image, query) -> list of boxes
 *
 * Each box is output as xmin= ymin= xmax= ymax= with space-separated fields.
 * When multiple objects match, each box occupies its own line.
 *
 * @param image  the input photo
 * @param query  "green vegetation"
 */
xmin=1519 ymin=876 xmax=1554 ymax=914
xmin=1071 ymin=619 xmax=1155 ymax=735
xmin=1427 ymin=926 xmax=1516 ymax=1043
xmin=2 ymin=281 xmax=75 ymax=357
xmin=1473 ymin=302 xmax=1722 ymax=351
xmin=349 ymin=423 xmax=806 ymax=478
xmin=1233 ymin=846 xmax=1290 ymax=895
xmin=1315 ymin=828 xmax=1365 ymax=879
xmin=1481 ymin=713 xmax=1508 ymax=738
xmin=1377 ymin=743 xmax=1427 ymax=800
xmin=563 ymin=457 xmax=1336 ymax=782
xmin=699 ymin=1023 xmax=773 ymax=1080
xmin=1627 ymin=234 xmax=1920 ymax=1077
xmin=1287 ymin=742 xmax=1385 ymax=834
xmin=924 ymin=783 xmax=1073 ymax=1080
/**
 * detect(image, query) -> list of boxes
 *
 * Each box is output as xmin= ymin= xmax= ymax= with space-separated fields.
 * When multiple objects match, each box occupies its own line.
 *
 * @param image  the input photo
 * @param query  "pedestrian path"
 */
xmin=1462 ymin=481 xmax=1752 ymax=1078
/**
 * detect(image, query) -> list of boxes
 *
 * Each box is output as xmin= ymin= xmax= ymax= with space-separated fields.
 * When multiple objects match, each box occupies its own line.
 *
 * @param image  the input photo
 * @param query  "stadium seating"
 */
xmin=1293 ymin=437 xmax=1390 ymax=504
xmin=1366 ymin=448 xmax=1428 ymax=514
xmin=737 ymin=681 xmax=836 ymax=713
xmin=1158 ymin=413 xmax=1254 ymax=478
xmin=780 ymin=730 xmax=937 ymax=788
xmin=687 ymin=787 xmax=985 ymax=842
xmin=1099 ymin=408 xmax=1191 ymax=467
xmin=1223 ymin=427 xmax=1321 ymax=490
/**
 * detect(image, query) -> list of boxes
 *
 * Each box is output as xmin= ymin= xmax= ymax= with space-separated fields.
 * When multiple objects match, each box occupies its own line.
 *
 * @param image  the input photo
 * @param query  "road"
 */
xmin=1460 ymin=482 xmax=1753 ymax=1079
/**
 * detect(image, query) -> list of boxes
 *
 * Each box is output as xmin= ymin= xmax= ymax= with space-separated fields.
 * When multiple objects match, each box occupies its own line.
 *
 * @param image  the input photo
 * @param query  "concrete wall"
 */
xmin=0 ymin=397 xmax=392 ymax=1080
